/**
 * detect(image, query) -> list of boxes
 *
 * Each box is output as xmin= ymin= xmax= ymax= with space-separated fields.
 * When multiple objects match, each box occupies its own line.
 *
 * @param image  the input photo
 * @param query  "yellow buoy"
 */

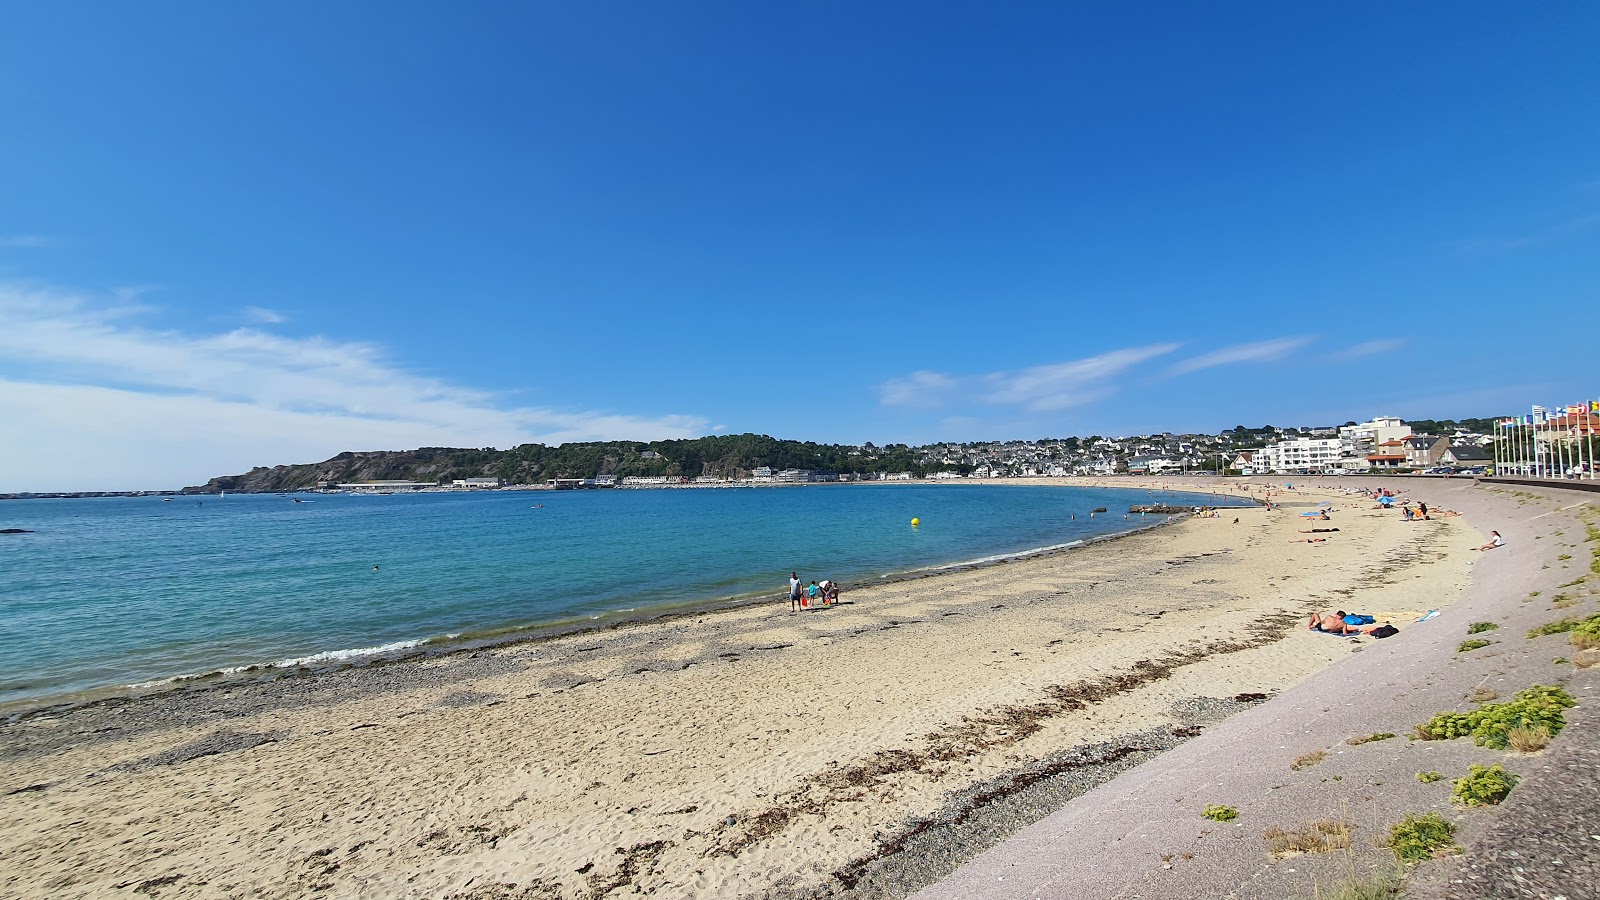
xmin=910 ymin=517 xmax=920 ymax=526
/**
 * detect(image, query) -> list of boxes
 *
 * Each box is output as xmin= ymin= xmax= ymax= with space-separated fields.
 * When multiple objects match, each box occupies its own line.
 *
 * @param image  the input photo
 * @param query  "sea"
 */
xmin=0 ymin=483 xmax=1250 ymax=710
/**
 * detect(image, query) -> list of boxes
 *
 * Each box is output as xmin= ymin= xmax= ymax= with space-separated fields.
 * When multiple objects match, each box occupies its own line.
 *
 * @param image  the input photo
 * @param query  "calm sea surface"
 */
xmin=0 ymin=483 xmax=1248 ymax=706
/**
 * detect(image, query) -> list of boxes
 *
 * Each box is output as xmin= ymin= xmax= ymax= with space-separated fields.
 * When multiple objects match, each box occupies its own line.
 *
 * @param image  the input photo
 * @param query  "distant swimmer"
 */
xmin=373 ymin=565 xmax=380 ymax=572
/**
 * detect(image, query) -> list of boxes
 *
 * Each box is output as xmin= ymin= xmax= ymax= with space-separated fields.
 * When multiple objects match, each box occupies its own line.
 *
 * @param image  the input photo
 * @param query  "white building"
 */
xmin=1254 ymin=438 xmax=1343 ymax=474
xmin=452 ymin=477 xmax=500 ymax=488
xmin=1339 ymin=416 xmax=1413 ymax=458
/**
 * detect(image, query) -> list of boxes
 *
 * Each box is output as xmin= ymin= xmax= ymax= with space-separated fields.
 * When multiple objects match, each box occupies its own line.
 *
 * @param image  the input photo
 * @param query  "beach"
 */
xmin=0 ymin=479 xmax=1480 ymax=899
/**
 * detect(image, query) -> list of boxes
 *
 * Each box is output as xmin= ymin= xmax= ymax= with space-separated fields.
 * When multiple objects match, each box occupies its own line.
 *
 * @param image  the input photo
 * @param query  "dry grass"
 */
xmin=1291 ymin=749 xmax=1329 ymax=771
xmin=1506 ymin=726 xmax=1551 ymax=753
xmin=1346 ymin=732 xmax=1396 ymax=746
xmin=1263 ymin=819 xmax=1351 ymax=857
xmin=1467 ymin=686 xmax=1499 ymax=703
xmin=1574 ymin=649 xmax=1600 ymax=669
xmin=1572 ymin=631 xmax=1600 ymax=651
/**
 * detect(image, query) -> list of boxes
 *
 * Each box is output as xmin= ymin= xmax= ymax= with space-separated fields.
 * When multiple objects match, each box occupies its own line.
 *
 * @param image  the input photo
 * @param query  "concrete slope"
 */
xmin=913 ymin=479 xmax=1598 ymax=900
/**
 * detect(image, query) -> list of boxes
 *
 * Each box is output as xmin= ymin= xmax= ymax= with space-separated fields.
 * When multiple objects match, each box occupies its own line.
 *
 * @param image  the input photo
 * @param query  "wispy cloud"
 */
xmin=0 ymin=235 xmax=52 ymax=249
xmin=1450 ymin=213 xmax=1600 ymax=253
xmin=879 ymin=371 xmax=957 ymax=407
xmin=880 ymin=343 xmax=1181 ymax=412
xmin=1333 ymin=338 xmax=1405 ymax=360
xmin=0 ymin=282 xmax=707 ymax=490
xmin=1169 ymin=337 xmax=1314 ymax=375
xmin=242 ymin=305 xmax=288 ymax=324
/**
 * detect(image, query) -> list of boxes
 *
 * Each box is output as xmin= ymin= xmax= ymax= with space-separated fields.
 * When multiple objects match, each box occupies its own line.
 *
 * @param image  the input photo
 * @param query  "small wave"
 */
xmin=126 ymin=638 xmax=434 ymax=690
xmin=896 ymin=539 xmax=1088 ymax=577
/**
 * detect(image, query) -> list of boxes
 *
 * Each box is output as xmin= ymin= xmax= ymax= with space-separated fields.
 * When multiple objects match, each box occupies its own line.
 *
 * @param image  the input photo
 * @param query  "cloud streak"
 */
xmin=0 ymin=283 xmax=708 ymax=490
xmin=1169 ymin=337 xmax=1314 ymax=375
xmin=242 ymin=305 xmax=288 ymax=324
xmin=1333 ymin=338 xmax=1405 ymax=360
xmin=880 ymin=343 xmax=1181 ymax=413
xmin=0 ymin=235 xmax=52 ymax=249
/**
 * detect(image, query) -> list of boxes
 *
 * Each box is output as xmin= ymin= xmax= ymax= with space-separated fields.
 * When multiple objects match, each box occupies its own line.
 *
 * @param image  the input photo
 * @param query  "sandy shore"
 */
xmin=0 ymin=479 xmax=1478 ymax=899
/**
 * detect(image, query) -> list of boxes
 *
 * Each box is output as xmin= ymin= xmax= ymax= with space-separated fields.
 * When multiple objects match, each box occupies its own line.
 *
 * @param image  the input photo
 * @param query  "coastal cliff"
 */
xmin=182 ymin=435 xmax=935 ymax=493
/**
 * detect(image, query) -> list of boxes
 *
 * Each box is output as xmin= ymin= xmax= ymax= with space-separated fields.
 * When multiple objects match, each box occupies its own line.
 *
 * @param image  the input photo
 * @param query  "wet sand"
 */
xmin=0 ymin=479 xmax=1477 ymax=899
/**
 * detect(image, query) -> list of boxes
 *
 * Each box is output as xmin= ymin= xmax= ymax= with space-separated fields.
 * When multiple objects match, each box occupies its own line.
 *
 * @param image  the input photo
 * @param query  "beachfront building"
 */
xmin=1366 ymin=439 xmax=1409 ymax=470
xmin=1339 ymin=416 xmax=1413 ymax=459
xmin=1440 ymin=445 xmax=1491 ymax=467
xmin=1402 ymin=435 xmax=1450 ymax=468
xmin=451 ymin=477 xmax=501 ymax=488
xmin=1253 ymin=437 xmax=1343 ymax=474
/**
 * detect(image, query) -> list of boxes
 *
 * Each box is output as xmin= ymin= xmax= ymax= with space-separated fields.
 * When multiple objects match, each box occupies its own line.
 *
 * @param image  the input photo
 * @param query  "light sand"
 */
xmin=0 ymin=479 xmax=1478 ymax=899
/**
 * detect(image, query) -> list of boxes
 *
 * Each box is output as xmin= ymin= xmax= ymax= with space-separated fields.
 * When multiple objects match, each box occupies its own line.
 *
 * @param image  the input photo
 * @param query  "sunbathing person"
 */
xmin=1307 ymin=612 xmax=1379 ymax=635
xmin=1291 ymin=537 xmax=1328 ymax=543
xmin=1300 ymin=527 xmax=1340 ymax=533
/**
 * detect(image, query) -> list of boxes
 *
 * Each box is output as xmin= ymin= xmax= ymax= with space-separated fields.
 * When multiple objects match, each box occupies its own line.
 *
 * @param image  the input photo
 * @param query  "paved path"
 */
xmin=913 ymin=479 xmax=1598 ymax=900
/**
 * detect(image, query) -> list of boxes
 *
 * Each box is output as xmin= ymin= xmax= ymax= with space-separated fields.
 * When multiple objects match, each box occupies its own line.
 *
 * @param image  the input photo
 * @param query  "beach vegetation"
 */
xmin=1553 ymin=656 xmax=1570 ymax=665
xmin=1263 ymin=819 xmax=1351 ymax=857
xmin=1201 ymin=803 xmax=1238 ymax=822
xmin=1386 ymin=812 xmax=1458 ymax=862
xmin=1346 ymin=732 xmax=1395 ymax=746
xmin=1527 ymin=617 xmax=1581 ymax=638
xmin=1413 ymin=685 xmax=1575 ymax=748
xmin=1416 ymin=771 xmax=1442 ymax=783
xmin=1552 ymin=594 xmax=1577 ymax=609
xmin=1559 ymin=554 xmax=1572 ymax=561
xmin=1323 ymin=868 xmax=1404 ymax=900
xmin=1290 ymin=750 xmax=1329 ymax=771
xmin=1466 ymin=621 xmax=1497 ymax=634
xmin=1506 ymin=726 xmax=1551 ymax=753
xmin=1569 ymin=614 xmax=1600 ymax=650
xmin=1451 ymin=763 xmax=1518 ymax=807
xmin=1467 ymin=686 xmax=1498 ymax=702
xmin=1457 ymin=639 xmax=1491 ymax=653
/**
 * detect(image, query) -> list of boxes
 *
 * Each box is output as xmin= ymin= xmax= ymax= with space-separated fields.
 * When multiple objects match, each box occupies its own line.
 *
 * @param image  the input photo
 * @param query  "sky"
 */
xmin=2 ymin=3 xmax=1597 ymax=490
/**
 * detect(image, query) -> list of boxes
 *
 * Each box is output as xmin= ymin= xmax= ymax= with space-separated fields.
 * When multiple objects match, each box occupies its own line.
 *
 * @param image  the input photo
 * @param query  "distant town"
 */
xmin=5 ymin=414 xmax=1529 ymax=500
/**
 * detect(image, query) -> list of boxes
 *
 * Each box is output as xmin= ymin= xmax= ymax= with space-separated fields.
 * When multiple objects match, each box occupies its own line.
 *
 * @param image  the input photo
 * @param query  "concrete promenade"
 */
xmin=914 ymin=479 xmax=1599 ymax=900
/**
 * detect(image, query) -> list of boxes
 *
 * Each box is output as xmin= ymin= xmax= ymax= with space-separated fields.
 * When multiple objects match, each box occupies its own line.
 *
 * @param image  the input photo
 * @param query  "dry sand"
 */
xmin=0 ymin=479 xmax=1478 ymax=899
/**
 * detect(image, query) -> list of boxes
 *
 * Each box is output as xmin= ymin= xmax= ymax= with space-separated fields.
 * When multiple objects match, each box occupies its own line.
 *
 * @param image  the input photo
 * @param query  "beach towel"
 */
xmin=1416 ymin=609 xmax=1440 ymax=623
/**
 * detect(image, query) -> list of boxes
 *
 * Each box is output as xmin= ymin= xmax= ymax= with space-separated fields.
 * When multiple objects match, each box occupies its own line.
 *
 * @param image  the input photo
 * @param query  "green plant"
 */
xmin=1458 ymin=639 xmax=1491 ymax=652
xmin=1528 ymin=617 xmax=1581 ymax=638
xmin=1324 ymin=868 xmax=1404 ymax=900
xmin=1414 ymin=685 xmax=1576 ymax=748
xmin=1571 ymin=614 xmax=1600 ymax=651
xmin=1559 ymin=554 xmax=1572 ymax=561
xmin=1553 ymin=657 xmax=1570 ymax=665
xmin=1416 ymin=771 xmax=1442 ymax=783
xmin=1387 ymin=812 xmax=1457 ymax=862
xmin=1451 ymin=763 xmax=1518 ymax=807
xmin=1529 ymin=591 xmax=1542 ymax=598
xmin=1347 ymin=732 xmax=1396 ymax=746
xmin=1466 ymin=621 xmax=1499 ymax=634
xmin=1553 ymin=594 xmax=1578 ymax=610
xmin=1202 ymin=803 xmax=1238 ymax=822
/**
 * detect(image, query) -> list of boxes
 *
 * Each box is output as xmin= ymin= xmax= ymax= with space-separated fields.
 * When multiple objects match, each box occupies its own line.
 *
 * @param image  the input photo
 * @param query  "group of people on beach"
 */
xmin=789 ymin=572 xmax=841 ymax=611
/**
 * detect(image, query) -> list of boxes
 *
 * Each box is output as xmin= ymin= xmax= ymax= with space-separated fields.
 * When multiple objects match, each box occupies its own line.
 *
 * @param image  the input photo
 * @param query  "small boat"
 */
xmin=1092 ymin=507 xmax=1107 ymax=513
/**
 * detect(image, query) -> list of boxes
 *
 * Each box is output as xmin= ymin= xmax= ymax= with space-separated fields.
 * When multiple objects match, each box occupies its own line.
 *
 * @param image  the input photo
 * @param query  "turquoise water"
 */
xmin=0 ymin=483 xmax=1247 ymax=706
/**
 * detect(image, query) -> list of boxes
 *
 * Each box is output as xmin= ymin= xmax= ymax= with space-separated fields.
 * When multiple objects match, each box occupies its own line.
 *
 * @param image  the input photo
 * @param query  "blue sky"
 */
xmin=2 ymin=3 xmax=1597 ymax=489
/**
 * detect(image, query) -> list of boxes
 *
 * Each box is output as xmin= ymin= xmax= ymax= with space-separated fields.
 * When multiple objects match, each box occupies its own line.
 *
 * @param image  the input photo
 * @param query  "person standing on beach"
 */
xmin=790 ymin=572 xmax=802 ymax=611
